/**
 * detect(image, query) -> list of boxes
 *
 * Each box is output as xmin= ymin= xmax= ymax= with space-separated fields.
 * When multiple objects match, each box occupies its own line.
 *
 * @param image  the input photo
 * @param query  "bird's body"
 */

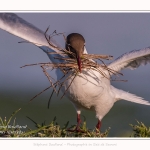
xmin=58 ymin=67 xmax=113 ymax=119
xmin=0 ymin=13 xmax=150 ymax=130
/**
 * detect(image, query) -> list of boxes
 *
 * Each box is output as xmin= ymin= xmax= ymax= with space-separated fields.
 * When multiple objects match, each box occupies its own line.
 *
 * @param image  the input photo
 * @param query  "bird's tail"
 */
xmin=112 ymin=86 xmax=150 ymax=105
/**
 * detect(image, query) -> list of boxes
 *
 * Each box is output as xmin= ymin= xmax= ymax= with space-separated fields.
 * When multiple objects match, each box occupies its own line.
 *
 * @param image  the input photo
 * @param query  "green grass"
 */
xmin=130 ymin=120 xmax=150 ymax=137
xmin=0 ymin=108 xmax=23 ymax=137
xmin=0 ymin=108 xmax=149 ymax=137
xmin=19 ymin=117 xmax=110 ymax=137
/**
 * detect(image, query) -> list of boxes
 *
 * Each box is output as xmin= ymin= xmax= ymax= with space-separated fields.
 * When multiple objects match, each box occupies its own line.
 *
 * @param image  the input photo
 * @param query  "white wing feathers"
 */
xmin=0 ymin=13 xmax=63 ymax=63
xmin=108 ymin=47 xmax=150 ymax=73
xmin=112 ymin=86 xmax=150 ymax=105
xmin=109 ymin=48 xmax=150 ymax=105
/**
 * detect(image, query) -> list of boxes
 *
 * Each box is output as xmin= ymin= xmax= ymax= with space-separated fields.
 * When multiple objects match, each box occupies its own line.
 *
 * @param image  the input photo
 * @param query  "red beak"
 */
xmin=76 ymin=54 xmax=81 ymax=73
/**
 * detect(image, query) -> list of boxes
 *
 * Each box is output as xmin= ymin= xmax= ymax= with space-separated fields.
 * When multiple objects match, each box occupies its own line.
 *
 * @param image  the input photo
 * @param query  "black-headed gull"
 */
xmin=0 ymin=13 xmax=150 ymax=131
xmin=66 ymin=33 xmax=85 ymax=72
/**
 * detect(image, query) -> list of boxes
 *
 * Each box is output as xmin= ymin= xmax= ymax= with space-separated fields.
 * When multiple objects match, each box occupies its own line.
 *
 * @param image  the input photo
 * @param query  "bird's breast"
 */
xmin=57 ymin=69 xmax=110 ymax=109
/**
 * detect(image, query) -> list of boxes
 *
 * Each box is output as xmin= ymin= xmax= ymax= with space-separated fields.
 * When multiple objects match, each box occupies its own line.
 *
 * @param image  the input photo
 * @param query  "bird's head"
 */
xmin=66 ymin=33 xmax=85 ymax=72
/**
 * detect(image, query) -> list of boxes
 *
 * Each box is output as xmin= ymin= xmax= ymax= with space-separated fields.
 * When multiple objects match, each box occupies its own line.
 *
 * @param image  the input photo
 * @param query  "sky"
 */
xmin=0 ymin=13 xmax=150 ymax=136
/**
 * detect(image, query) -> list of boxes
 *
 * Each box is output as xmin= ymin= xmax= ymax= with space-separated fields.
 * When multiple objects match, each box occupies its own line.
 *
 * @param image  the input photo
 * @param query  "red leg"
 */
xmin=96 ymin=120 xmax=101 ymax=130
xmin=76 ymin=113 xmax=81 ymax=128
xmin=67 ymin=113 xmax=85 ymax=133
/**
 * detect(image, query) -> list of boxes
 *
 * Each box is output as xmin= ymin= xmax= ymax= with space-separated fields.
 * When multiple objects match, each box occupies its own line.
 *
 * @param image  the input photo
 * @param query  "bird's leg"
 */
xmin=76 ymin=113 xmax=81 ymax=130
xmin=67 ymin=113 xmax=85 ymax=133
xmin=96 ymin=119 xmax=101 ymax=130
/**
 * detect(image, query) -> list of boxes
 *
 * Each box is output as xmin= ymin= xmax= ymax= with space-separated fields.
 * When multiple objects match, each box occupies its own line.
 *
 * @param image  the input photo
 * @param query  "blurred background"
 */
xmin=0 ymin=13 xmax=150 ymax=137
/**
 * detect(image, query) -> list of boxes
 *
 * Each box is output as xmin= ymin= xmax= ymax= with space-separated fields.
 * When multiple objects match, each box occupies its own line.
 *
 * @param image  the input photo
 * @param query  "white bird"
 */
xmin=0 ymin=13 xmax=150 ymax=131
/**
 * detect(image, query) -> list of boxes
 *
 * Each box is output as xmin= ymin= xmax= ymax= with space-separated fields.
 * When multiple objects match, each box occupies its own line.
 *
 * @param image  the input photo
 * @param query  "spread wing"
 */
xmin=0 ymin=13 xmax=63 ymax=63
xmin=108 ymin=47 xmax=150 ymax=73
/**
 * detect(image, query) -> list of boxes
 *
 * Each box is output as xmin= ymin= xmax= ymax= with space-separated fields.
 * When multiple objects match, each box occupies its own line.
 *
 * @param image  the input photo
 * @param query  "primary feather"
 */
xmin=108 ymin=47 xmax=150 ymax=72
xmin=0 ymin=13 xmax=62 ymax=63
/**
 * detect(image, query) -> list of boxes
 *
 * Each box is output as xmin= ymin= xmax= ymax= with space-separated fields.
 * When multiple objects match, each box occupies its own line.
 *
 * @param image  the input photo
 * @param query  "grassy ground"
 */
xmin=0 ymin=108 xmax=150 ymax=137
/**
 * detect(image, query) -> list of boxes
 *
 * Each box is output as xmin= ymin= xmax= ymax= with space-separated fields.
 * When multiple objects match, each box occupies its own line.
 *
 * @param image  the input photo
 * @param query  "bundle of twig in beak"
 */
xmin=44 ymin=27 xmax=123 ymax=76
xmin=20 ymin=28 xmax=124 ymax=105
xmin=21 ymin=48 xmax=123 ymax=105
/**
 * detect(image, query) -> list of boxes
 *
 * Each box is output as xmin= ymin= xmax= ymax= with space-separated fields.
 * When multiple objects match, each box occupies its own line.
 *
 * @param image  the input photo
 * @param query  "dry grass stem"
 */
xmin=20 ymin=28 xmax=124 ymax=103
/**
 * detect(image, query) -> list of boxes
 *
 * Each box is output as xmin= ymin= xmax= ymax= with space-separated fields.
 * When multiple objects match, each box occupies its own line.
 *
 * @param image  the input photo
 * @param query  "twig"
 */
xmin=29 ymin=86 xmax=52 ymax=102
xmin=48 ymin=84 xmax=57 ymax=109
xmin=20 ymin=27 xmax=125 ymax=103
xmin=60 ymin=71 xmax=78 ymax=100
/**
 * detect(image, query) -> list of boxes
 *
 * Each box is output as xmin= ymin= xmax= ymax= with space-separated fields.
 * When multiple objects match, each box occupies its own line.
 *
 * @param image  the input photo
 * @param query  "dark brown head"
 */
xmin=66 ymin=33 xmax=85 ymax=72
